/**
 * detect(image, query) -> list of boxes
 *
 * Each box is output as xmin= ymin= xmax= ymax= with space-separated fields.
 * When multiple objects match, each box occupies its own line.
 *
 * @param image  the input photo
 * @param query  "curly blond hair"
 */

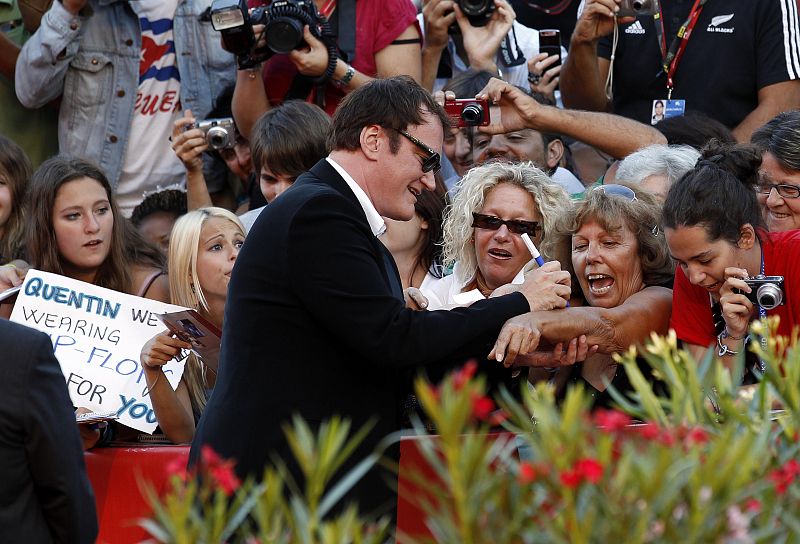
xmin=442 ymin=161 xmax=573 ymax=284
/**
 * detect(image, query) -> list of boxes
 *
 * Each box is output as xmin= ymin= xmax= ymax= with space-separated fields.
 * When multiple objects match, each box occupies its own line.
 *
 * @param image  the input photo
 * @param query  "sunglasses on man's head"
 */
xmin=397 ymin=129 xmax=441 ymax=174
xmin=472 ymin=212 xmax=541 ymax=237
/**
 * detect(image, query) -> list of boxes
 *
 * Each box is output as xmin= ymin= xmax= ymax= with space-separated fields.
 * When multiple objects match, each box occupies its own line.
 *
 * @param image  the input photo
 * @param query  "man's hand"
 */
xmin=422 ymin=0 xmax=456 ymax=52
xmin=527 ymin=53 xmax=560 ymax=102
xmin=476 ymin=77 xmax=542 ymax=135
xmin=456 ymin=0 xmax=516 ymax=72
xmin=404 ymin=287 xmax=429 ymax=310
xmin=572 ymin=0 xmax=634 ymax=46
xmin=171 ymin=110 xmax=207 ymax=174
xmin=288 ymin=26 xmax=329 ymax=77
xmin=62 ymin=0 xmax=89 ymax=16
xmin=517 ymin=260 xmax=571 ymax=312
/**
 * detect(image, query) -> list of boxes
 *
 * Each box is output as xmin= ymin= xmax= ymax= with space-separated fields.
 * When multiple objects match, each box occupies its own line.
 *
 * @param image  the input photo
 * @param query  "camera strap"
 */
xmin=325 ymin=0 xmax=356 ymax=64
xmin=498 ymin=26 xmax=526 ymax=68
xmin=653 ymin=0 xmax=707 ymax=99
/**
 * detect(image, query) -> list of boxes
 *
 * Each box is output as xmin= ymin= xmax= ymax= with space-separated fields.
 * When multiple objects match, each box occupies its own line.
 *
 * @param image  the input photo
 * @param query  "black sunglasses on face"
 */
xmin=472 ymin=212 xmax=541 ymax=237
xmin=397 ymin=129 xmax=441 ymax=174
xmin=758 ymin=182 xmax=800 ymax=199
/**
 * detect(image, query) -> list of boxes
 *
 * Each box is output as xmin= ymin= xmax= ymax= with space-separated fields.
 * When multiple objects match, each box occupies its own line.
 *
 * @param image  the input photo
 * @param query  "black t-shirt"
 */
xmin=597 ymin=0 xmax=799 ymax=128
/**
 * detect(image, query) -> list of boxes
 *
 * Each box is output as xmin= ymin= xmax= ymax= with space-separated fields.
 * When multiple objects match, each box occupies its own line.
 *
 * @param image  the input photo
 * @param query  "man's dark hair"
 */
xmin=328 ymin=76 xmax=450 ymax=153
xmin=130 ymin=189 xmax=188 ymax=227
xmin=662 ymin=141 xmax=764 ymax=245
xmin=751 ymin=110 xmax=800 ymax=171
xmin=250 ymin=100 xmax=331 ymax=179
xmin=656 ymin=111 xmax=735 ymax=150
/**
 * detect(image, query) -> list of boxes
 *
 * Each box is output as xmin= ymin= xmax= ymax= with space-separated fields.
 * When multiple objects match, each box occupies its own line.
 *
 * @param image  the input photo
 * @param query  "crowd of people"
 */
xmin=2 ymin=0 xmax=800 ymax=539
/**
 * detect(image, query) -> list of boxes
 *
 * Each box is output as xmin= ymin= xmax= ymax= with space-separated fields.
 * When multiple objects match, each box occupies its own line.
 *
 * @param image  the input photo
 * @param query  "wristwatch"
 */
xmin=334 ymin=62 xmax=356 ymax=88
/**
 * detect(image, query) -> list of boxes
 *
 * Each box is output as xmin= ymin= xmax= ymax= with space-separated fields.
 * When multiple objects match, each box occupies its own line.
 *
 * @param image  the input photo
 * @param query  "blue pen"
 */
xmin=521 ymin=233 xmax=569 ymax=307
xmin=521 ymin=233 xmax=545 ymax=267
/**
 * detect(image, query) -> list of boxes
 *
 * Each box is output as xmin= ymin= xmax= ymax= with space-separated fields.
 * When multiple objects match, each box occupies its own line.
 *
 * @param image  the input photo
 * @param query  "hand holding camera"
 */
xmin=454 ymin=0 xmax=516 ymax=72
xmin=572 ymin=0 xmax=636 ymax=46
xmin=476 ymin=77 xmax=546 ymax=135
xmin=421 ymin=0 xmax=457 ymax=52
xmin=718 ymin=267 xmax=785 ymax=339
xmin=171 ymin=110 xmax=208 ymax=174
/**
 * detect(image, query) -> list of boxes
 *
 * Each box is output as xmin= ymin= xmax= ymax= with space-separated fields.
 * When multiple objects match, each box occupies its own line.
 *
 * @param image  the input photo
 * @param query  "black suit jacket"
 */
xmin=190 ymin=159 xmax=529 ymax=514
xmin=0 ymin=320 xmax=98 ymax=543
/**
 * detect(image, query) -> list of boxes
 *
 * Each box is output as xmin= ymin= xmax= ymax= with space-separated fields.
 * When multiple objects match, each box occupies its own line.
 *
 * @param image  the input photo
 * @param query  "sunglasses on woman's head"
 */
xmin=472 ymin=212 xmax=541 ymax=237
xmin=596 ymin=184 xmax=638 ymax=201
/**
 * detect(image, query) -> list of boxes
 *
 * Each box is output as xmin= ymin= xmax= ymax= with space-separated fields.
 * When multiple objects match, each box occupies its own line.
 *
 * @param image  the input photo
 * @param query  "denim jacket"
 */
xmin=15 ymin=0 xmax=236 ymax=189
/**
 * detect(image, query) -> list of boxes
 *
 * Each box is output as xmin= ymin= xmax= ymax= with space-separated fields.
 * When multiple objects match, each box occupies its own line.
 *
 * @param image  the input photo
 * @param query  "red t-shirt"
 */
xmin=248 ymin=0 xmax=419 ymax=115
xmin=670 ymin=229 xmax=800 ymax=347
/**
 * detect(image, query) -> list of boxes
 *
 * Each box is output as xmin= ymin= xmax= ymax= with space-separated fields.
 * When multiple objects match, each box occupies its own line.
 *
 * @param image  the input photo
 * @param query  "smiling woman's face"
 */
xmin=572 ymin=217 xmax=644 ymax=308
xmin=473 ymin=183 xmax=542 ymax=291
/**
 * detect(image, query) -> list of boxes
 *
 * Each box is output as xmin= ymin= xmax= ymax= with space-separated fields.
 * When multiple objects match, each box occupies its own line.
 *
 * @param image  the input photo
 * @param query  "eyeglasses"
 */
xmin=757 ymin=182 xmax=800 ymax=199
xmin=472 ymin=212 xmax=541 ymax=237
xmin=596 ymin=184 xmax=638 ymax=201
xmin=397 ymin=129 xmax=441 ymax=174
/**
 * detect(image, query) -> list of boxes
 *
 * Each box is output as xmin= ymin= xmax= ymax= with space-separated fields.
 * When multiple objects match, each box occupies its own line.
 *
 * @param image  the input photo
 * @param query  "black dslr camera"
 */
xmin=456 ymin=0 xmax=495 ymax=27
xmin=210 ymin=0 xmax=334 ymax=70
xmin=737 ymin=275 xmax=785 ymax=311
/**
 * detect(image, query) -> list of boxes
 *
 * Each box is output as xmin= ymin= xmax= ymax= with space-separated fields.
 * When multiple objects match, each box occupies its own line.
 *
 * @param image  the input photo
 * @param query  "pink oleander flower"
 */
xmin=470 ymin=392 xmax=495 ymax=421
xmin=452 ymin=360 xmax=477 ymax=390
xmin=575 ymin=458 xmax=604 ymax=484
xmin=593 ymin=408 xmax=632 ymax=433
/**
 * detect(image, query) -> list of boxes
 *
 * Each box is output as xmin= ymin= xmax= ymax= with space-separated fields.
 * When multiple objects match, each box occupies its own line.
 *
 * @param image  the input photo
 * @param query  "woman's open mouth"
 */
xmin=587 ymin=273 xmax=614 ymax=295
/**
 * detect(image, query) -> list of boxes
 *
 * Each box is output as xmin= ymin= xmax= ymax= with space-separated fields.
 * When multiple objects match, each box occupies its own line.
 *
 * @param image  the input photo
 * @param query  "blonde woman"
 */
xmin=140 ymin=208 xmax=245 ymax=444
xmin=422 ymin=161 xmax=572 ymax=309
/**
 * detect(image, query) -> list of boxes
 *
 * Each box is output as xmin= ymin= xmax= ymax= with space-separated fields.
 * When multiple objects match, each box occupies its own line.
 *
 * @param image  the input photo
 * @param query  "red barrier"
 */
xmin=85 ymin=445 xmax=189 ymax=544
xmin=84 ymin=434 xmax=514 ymax=542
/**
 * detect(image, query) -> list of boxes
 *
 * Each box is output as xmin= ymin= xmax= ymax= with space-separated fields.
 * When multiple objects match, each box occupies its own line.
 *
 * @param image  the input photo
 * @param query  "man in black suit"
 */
xmin=189 ymin=76 xmax=571 ymax=516
xmin=0 ymin=319 xmax=98 ymax=543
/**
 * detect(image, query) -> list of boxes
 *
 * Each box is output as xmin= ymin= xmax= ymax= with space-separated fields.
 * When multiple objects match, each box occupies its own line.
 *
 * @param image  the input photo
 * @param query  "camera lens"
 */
xmin=756 ymin=283 xmax=783 ymax=310
xmin=460 ymin=103 xmax=484 ymax=126
xmin=632 ymin=0 xmax=645 ymax=9
xmin=206 ymin=127 xmax=231 ymax=150
xmin=266 ymin=17 xmax=305 ymax=54
xmin=459 ymin=0 xmax=491 ymax=16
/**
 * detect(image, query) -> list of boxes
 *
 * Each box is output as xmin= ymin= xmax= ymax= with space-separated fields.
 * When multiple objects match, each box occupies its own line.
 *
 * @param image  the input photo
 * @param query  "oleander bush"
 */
xmin=143 ymin=318 xmax=800 ymax=543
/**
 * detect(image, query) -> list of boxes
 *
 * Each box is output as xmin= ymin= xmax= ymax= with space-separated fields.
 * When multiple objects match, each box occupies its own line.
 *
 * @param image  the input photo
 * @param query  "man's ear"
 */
xmin=360 ymin=125 xmax=382 ymax=161
xmin=545 ymin=138 xmax=564 ymax=170
xmin=737 ymin=223 xmax=757 ymax=250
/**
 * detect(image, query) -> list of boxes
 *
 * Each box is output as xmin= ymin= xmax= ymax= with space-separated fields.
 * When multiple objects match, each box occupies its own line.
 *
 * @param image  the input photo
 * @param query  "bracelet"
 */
xmin=721 ymin=327 xmax=748 ymax=341
xmin=334 ymin=62 xmax=356 ymax=88
xmin=142 ymin=371 xmax=161 ymax=397
xmin=716 ymin=331 xmax=742 ymax=357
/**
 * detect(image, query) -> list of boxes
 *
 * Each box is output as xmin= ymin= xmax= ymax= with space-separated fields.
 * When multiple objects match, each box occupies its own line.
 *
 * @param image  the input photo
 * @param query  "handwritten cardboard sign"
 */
xmin=10 ymin=270 xmax=188 ymax=433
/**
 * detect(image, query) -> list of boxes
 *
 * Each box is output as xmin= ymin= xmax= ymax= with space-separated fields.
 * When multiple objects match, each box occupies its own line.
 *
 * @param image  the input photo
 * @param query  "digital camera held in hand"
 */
xmin=618 ymin=0 xmax=658 ymax=17
xmin=737 ymin=275 xmax=785 ymax=311
xmin=210 ymin=0 xmax=333 ymax=69
xmin=456 ymin=0 xmax=495 ymax=27
xmin=444 ymin=97 xmax=490 ymax=128
xmin=193 ymin=118 xmax=236 ymax=150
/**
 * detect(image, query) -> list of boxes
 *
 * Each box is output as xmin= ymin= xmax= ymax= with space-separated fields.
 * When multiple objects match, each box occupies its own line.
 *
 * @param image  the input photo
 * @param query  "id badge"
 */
xmin=651 ymin=99 xmax=686 ymax=125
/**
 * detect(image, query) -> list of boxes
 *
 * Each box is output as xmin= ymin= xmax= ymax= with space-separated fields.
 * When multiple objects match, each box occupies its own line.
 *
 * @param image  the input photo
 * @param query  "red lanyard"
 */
xmin=652 ymin=0 xmax=707 ymax=98
xmin=318 ymin=0 xmax=337 ymax=18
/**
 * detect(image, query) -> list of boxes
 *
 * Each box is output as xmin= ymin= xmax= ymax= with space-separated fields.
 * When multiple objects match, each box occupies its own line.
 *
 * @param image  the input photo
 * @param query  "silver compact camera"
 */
xmin=618 ymin=0 xmax=658 ymax=17
xmin=194 ymin=117 xmax=236 ymax=150
xmin=738 ymin=275 xmax=785 ymax=311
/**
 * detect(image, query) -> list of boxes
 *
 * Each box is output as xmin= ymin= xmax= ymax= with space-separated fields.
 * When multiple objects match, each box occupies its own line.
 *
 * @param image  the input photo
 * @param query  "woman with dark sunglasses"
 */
xmin=490 ymin=182 xmax=674 ymax=406
xmin=422 ymin=161 xmax=572 ymax=310
xmin=664 ymin=143 xmax=800 ymax=379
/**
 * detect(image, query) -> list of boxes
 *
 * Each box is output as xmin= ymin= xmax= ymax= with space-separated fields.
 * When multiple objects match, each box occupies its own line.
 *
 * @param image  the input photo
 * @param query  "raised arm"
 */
xmin=559 ymin=0 xmax=632 ymax=112
xmin=15 ymin=0 xmax=88 ymax=108
xmin=732 ymin=80 xmax=800 ymax=143
xmin=492 ymin=286 xmax=673 ymax=366
xmin=478 ymin=77 xmax=665 ymax=159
